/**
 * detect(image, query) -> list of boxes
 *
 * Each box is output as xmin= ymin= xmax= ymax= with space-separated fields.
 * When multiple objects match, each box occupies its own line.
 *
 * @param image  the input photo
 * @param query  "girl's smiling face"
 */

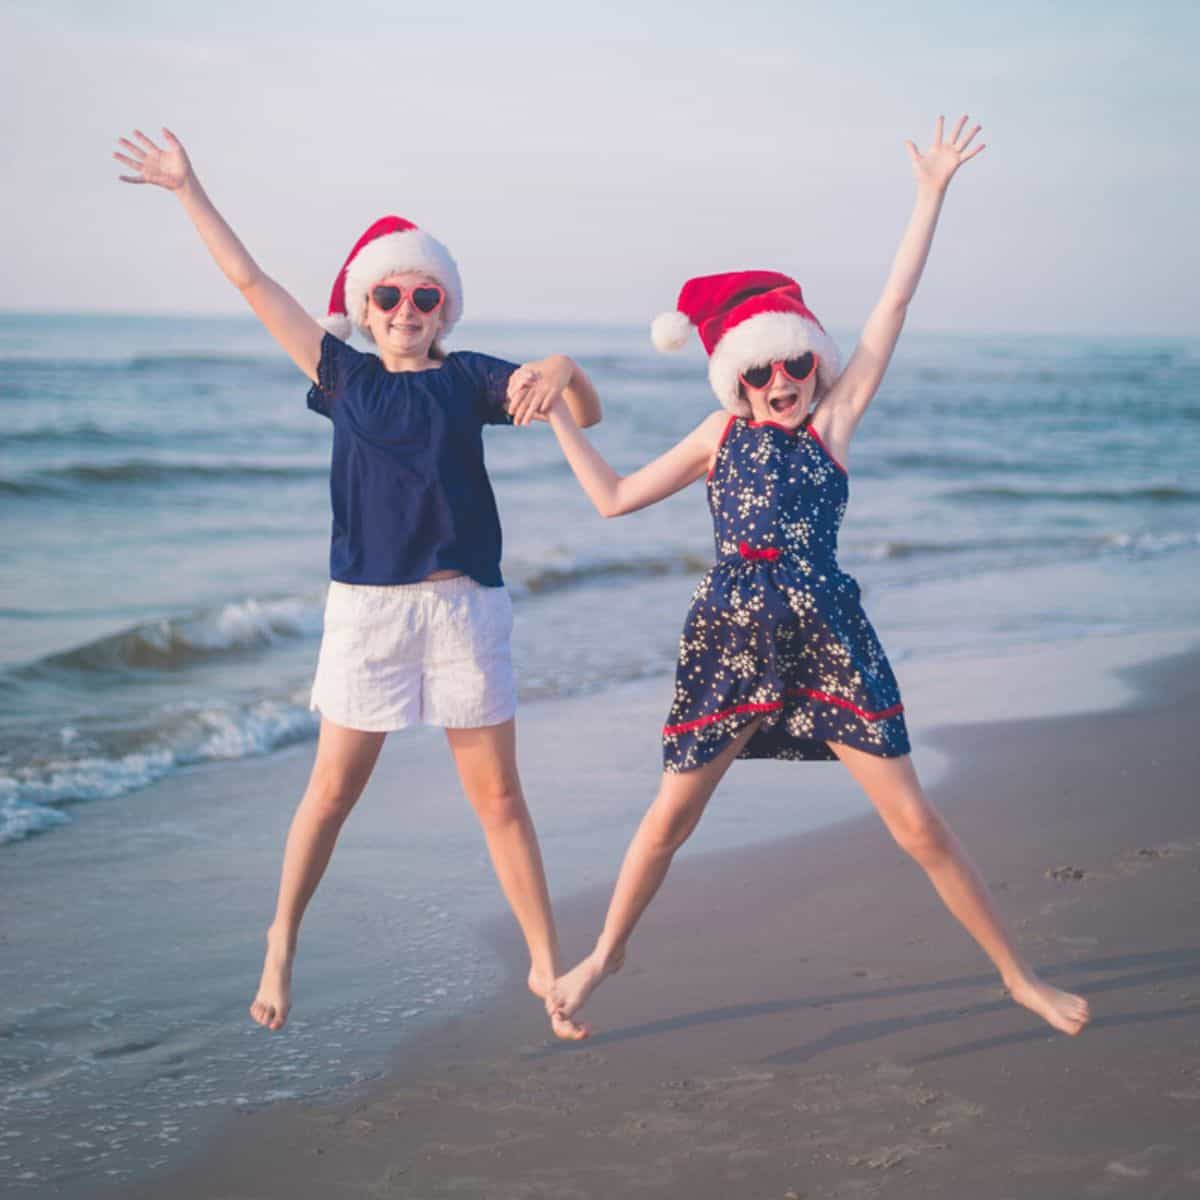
xmin=363 ymin=271 xmax=445 ymax=360
xmin=740 ymin=357 xmax=820 ymax=428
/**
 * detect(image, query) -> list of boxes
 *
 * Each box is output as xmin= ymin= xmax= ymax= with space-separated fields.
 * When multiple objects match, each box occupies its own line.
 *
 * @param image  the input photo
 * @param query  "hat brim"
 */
xmin=343 ymin=230 xmax=463 ymax=337
xmin=708 ymin=311 xmax=841 ymax=414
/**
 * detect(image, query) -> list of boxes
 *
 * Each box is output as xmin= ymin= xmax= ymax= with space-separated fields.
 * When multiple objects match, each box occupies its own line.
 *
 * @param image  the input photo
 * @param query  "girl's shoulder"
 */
xmin=440 ymin=348 xmax=520 ymax=391
xmin=441 ymin=349 xmax=519 ymax=425
xmin=696 ymin=409 xmax=736 ymax=451
xmin=693 ymin=410 xmax=736 ymax=477
xmin=444 ymin=348 xmax=518 ymax=370
xmin=697 ymin=409 xmax=733 ymax=441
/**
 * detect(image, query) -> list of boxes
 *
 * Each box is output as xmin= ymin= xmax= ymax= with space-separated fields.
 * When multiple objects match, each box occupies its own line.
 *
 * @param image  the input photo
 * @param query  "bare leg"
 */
xmin=830 ymin=743 xmax=1091 ymax=1036
xmin=250 ymin=717 xmax=386 ymax=1031
xmin=444 ymin=719 xmax=586 ymax=1040
xmin=549 ymin=720 xmax=762 ymax=1024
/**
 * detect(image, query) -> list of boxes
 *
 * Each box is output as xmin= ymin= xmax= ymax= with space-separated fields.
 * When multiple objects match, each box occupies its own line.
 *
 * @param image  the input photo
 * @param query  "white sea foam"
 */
xmin=0 ymin=699 xmax=318 ymax=845
xmin=177 ymin=596 xmax=324 ymax=655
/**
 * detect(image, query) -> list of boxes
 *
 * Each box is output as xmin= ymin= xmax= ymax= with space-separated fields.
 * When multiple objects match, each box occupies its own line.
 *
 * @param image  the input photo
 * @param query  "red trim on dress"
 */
xmin=744 ymin=417 xmax=800 ymax=434
xmin=663 ymin=700 xmax=784 ymax=736
xmin=804 ymin=425 xmax=848 ymax=476
xmin=741 ymin=417 xmax=849 ymax=476
xmin=705 ymin=413 xmax=738 ymax=482
xmin=663 ymin=691 xmax=903 ymax=737
xmin=786 ymin=686 xmax=903 ymax=721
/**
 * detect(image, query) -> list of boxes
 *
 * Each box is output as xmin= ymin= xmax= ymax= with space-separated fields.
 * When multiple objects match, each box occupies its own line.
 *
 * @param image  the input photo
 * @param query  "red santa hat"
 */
xmin=319 ymin=215 xmax=463 ymax=343
xmin=650 ymin=270 xmax=841 ymax=414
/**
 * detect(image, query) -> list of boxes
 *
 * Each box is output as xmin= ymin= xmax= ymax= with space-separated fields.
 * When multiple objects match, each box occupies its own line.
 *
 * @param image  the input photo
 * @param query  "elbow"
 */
xmin=237 ymin=269 xmax=267 ymax=298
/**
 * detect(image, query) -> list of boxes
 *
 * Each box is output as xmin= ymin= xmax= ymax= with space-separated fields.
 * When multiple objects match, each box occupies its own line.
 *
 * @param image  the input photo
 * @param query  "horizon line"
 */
xmin=0 ymin=309 xmax=1195 ymax=342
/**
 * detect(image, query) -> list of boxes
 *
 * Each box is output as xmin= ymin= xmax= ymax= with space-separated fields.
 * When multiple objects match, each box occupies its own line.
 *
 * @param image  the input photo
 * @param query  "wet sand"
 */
xmin=98 ymin=640 xmax=1200 ymax=1199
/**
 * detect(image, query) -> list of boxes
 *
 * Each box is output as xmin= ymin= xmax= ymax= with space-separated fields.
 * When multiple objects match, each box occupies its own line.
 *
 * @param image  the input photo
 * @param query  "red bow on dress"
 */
xmin=739 ymin=542 xmax=780 ymax=562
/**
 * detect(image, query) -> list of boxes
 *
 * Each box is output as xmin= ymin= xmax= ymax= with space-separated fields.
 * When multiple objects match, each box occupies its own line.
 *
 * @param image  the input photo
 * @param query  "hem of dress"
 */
xmin=662 ymin=727 xmax=911 ymax=775
xmin=661 ymin=692 xmax=909 ymax=774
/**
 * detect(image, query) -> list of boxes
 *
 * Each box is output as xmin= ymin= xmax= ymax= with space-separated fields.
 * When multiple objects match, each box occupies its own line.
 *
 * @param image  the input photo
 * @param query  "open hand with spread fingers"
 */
xmin=905 ymin=114 xmax=985 ymax=193
xmin=113 ymin=127 xmax=194 ymax=192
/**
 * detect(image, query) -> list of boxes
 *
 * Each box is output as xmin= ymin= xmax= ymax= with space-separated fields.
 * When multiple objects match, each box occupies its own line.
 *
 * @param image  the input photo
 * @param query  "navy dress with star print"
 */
xmin=662 ymin=414 xmax=911 ymax=772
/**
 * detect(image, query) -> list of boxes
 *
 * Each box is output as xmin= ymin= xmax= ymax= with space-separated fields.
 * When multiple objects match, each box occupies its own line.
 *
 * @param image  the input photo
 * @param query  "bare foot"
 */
xmin=249 ymin=928 xmax=294 ymax=1032
xmin=1007 ymin=974 xmax=1091 ymax=1035
xmin=547 ymin=946 xmax=625 ymax=1028
xmin=528 ymin=968 xmax=589 ymax=1041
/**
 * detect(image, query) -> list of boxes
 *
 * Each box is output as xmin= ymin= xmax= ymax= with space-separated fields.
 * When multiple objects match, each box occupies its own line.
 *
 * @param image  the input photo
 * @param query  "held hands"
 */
xmin=113 ymin=127 xmax=194 ymax=191
xmin=506 ymin=357 xmax=573 ymax=426
xmin=905 ymin=115 xmax=985 ymax=194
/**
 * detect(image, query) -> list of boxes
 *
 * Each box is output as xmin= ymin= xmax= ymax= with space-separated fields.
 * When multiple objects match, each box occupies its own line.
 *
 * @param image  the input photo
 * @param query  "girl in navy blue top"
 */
xmin=115 ymin=127 xmax=599 ymax=1040
xmin=541 ymin=116 xmax=1090 ymax=1041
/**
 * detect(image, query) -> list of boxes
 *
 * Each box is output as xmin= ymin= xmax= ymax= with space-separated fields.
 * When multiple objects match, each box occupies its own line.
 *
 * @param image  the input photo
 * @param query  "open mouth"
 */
xmin=769 ymin=392 xmax=800 ymax=417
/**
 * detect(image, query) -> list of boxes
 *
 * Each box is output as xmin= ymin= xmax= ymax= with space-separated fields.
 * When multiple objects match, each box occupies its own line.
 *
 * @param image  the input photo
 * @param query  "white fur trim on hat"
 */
xmin=707 ymin=311 xmax=842 ymax=414
xmin=650 ymin=310 xmax=693 ymax=353
xmin=343 ymin=230 xmax=463 ymax=343
xmin=318 ymin=313 xmax=353 ymax=342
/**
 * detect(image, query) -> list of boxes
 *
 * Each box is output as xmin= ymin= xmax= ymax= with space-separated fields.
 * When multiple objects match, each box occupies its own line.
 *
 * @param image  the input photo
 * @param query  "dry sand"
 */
xmin=105 ymin=643 xmax=1200 ymax=1199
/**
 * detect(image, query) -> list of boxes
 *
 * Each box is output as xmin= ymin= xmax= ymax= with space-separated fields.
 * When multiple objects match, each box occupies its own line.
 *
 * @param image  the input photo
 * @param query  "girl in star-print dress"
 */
xmin=542 ymin=116 xmax=1090 ymax=1041
xmin=663 ymin=407 xmax=909 ymax=771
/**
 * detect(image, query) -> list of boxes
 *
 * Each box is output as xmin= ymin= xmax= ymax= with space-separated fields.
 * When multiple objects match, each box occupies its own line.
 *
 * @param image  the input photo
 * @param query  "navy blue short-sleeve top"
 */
xmin=306 ymin=333 xmax=517 ymax=587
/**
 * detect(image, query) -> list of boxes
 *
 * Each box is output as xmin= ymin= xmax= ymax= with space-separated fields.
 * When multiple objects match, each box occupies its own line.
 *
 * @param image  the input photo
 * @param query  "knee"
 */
xmin=304 ymin=770 xmax=361 ymax=824
xmin=469 ymin=780 xmax=527 ymax=831
xmin=644 ymin=800 xmax=701 ymax=856
xmin=889 ymin=802 xmax=952 ymax=866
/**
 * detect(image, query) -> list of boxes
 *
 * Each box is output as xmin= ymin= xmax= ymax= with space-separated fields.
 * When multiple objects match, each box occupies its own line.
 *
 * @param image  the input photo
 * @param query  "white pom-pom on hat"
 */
xmin=650 ymin=310 xmax=693 ymax=353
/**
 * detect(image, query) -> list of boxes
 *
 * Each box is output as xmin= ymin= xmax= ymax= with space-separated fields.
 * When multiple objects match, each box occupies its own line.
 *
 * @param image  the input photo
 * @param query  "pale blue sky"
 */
xmin=3 ymin=0 xmax=1196 ymax=334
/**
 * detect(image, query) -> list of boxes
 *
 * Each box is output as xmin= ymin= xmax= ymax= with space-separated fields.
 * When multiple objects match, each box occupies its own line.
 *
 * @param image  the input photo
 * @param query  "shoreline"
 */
xmin=83 ymin=630 xmax=1200 ymax=1200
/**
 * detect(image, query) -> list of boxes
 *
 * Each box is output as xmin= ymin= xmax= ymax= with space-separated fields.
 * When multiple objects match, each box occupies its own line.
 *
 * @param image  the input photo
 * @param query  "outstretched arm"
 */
xmin=546 ymin=399 xmax=726 ymax=518
xmin=114 ymin=128 xmax=324 ymax=383
xmin=824 ymin=115 xmax=985 ymax=438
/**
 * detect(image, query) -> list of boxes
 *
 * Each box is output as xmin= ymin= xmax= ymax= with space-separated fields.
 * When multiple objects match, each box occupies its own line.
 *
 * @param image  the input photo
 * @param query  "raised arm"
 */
xmin=546 ymin=399 xmax=726 ymax=518
xmin=114 ymin=128 xmax=324 ymax=383
xmin=824 ymin=115 xmax=985 ymax=438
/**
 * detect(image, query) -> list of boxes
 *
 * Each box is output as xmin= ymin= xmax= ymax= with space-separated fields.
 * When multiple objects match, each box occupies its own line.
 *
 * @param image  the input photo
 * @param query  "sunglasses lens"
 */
xmin=371 ymin=285 xmax=402 ymax=311
xmin=742 ymin=364 xmax=774 ymax=389
xmin=784 ymin=353 xmax=815 ymax=381
xmin=412 ymin=286 xmax=443 ymax=314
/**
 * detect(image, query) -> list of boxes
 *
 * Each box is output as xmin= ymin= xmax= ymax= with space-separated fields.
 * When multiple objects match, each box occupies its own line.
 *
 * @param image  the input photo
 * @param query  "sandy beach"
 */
xmin=60 ymin=631 xmax=1196 ymax=1200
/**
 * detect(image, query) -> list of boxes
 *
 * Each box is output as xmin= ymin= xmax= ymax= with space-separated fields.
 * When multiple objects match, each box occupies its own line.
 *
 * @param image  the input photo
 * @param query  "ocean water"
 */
xmin=1 ymin=314 xmax=1198 ymax=1192
xmin=2 ymin=314 xmax=1197 ymax=846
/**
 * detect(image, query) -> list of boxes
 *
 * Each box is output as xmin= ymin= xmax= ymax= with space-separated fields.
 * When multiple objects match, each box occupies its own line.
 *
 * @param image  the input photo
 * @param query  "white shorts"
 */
xmin=309 ymin=576 xmax=516 ymax=733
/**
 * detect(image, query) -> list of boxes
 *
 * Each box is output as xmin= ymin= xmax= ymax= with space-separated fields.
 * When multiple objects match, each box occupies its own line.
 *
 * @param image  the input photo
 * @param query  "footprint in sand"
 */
xmin=1046 ymin=865 xmax=1090 ymax=882
xmin=1113 ymin=843 xmax=1198 ymax=876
